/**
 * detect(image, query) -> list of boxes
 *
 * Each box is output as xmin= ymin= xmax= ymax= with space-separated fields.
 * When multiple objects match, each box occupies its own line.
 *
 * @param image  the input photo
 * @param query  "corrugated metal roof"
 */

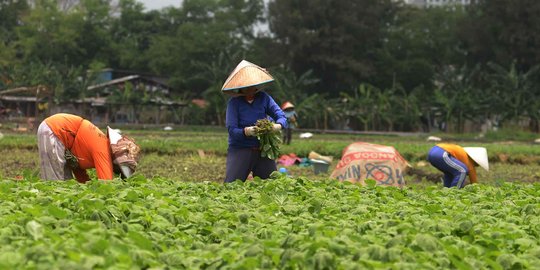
xmin=87 ymin=75 xmax=140 ymax=90
xmin=0 ymin=96 xmax=37 ymax=102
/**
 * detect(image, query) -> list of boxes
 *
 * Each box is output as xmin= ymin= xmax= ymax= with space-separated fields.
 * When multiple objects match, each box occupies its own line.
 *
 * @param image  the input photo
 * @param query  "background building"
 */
xmin=400 ymin=0 xmax=471 ymax=7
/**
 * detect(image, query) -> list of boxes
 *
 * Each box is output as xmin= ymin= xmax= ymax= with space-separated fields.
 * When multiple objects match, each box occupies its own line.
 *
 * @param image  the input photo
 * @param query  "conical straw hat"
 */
xmin=281 ymin=101 xmax=295 ymax=110
xmin=221 ymin=60 xmax=274 ymax=95
xmin=464 ymin=147 xmax=489 ymax=171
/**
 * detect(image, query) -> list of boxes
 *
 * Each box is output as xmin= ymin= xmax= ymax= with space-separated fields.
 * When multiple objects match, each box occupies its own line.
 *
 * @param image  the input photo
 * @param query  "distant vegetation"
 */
xmin=2 ymin=0 xmax=540 ymax=132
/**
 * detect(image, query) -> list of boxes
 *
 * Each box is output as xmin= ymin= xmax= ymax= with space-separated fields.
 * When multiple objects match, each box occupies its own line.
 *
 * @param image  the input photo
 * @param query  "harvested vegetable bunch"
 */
xmin=254 ymin=119 xmax=282 ymax=159
xmin=64 ymin=149 xmax=80 ymax=169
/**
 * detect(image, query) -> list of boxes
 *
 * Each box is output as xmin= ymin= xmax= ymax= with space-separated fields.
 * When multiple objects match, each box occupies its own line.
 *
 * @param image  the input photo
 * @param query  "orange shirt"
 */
xmin=45 ymin=113 xmax=113 ymax=183
xmin=437 ymin=143 xmax=477 ymax=183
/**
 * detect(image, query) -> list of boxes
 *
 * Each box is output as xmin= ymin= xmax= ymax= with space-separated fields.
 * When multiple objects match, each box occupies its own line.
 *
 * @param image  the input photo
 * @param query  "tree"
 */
xmin=146 ymin=0 xmax=265 ymax=95
xmin=374 ymin=5 xmax=466 ymax=93
xmin=109 ymin=0 xmax=167 ymax=71
xmin=16 ymin=0 xmax=113 ymax=67
xmin=267 ymin=0 xmax=397 ymax=95
xmin=0 ymin=0 xmax=29 ymax=65
xmin=459 ymin=0 xmax=540 ymax=72
xmin=72 ymin=0 xmax=114 ymax=66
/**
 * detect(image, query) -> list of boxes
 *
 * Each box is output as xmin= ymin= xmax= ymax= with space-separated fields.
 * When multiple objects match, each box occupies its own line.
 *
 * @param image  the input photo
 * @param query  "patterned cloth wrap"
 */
xmin=111 ymin=136 xmax=141 ymax=170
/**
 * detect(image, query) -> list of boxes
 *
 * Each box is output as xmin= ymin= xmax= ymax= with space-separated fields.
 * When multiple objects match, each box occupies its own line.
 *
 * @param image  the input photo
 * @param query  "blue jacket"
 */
xmin=226 ymin=92 xmax=287 ymax=149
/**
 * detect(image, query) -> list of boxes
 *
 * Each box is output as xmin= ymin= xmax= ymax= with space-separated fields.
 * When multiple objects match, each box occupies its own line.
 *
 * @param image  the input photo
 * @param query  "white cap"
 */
xmin=107 ymin=126 xmax=122 ymax=145
xmin=464 ymin=147 xmax=489 ymax=171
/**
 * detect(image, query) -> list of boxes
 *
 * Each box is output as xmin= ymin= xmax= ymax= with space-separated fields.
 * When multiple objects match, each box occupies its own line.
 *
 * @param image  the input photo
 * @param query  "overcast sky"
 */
xmin=135 ymin=0 xmax=269 ymax=32
xmin=138 ymin=0 xmax=182 ymax=11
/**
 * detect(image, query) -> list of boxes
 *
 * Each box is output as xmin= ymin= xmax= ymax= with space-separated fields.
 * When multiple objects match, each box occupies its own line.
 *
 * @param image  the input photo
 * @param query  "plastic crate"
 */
xmin=311 ymin=159 xmax=330 ymax=175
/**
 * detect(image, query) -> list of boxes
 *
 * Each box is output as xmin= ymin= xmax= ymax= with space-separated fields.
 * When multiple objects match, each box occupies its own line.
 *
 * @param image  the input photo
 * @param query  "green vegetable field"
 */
xmin=2 ymin=176 xmax=539 ymax=269
xmin=1 ymin=130 xmax=540 ymax=269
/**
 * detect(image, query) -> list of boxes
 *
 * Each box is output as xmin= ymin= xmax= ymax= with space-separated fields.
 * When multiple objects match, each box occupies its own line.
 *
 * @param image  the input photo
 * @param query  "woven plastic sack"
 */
xmin=330 ymin=142 xmax=409 ymax=187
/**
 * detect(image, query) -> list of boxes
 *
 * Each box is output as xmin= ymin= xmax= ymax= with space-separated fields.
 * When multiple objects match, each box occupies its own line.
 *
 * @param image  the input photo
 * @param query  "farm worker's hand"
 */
xmin=272 ymin=123 xmax=282 ymax=131
xmin=244 ymin=126 xmax=256 ymax=136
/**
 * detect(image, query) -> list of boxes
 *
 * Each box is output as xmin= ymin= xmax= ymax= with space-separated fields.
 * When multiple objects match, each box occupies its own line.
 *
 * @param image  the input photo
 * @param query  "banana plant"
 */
xmin=195 ymin=51 xmax=242 ymax=126
xmin=433 ymin=65 xmax=484 ymax=133
xmin=387 ymin=85 xmax=421 ymax=132
xmin=487 ymin=62 xmax=540 ymax=130
xmin=340 ymin=83 xmax=380 ymax=131
xmin=295 ymin=94 xmax=324 ymax=129
xmin=271 ymin=68 xmax=320 ymax=105
xmin=106 ymin=81 xmax=145 ymax=123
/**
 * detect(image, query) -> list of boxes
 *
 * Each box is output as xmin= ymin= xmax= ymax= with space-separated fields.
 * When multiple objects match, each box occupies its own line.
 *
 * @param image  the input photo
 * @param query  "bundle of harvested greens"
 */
xmin=254 ymin=119 xmax=282 ymax=159
xmin=64 ymin=149 xmax=80 ymax=169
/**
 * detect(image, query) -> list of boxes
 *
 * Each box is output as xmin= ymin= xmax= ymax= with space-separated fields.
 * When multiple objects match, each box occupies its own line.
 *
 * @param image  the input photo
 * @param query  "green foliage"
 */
xmin=106 ymin=81 xmax=145 ymax=123
xmin=460 ymin=0 xmax=540 ymax=72
xmin=483 ymin=128 xmax=539 ymax=141
xmin=375 ymin=6 xmax=466 ymax=91
xmin=196 ymin=50 xmax=244 ymax=125
xmin=267 ymin=0 xmax=398 ymax=95
xmin=486 ymin=62 xmax=540 ymax=127
xmin=3 ymin=0 xmax=540 ymax=132
xmin=0 ymin=0 xmax=27 ymax=66
xmin=15 ymin=0 xmax=112 ymax=66
xmin=433 ymin=65 xmax=484 ymax=133
xmin=7 ymin=129 xmax=540 ymax=178
xmin=146 ymin=0 xmax=264 ymax=93
xmin=0 ymin=62 xmax=88 ymax=103
xmin=109 ymin=0 xmax=157 ymax=71
xmin=271 ymin=67 xmax=320 ymax=104
xmin=0 ymin=176 xmax=539 ymax=268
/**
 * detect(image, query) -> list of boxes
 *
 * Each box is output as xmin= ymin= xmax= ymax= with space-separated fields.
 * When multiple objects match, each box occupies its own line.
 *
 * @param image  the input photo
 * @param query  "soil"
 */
xmin=2 ymin=148 xmax=539 ymax=184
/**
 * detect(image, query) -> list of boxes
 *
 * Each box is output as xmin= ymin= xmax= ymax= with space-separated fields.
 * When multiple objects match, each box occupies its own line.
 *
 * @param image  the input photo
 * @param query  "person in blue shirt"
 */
xmin=221 ymin=60 xmax=288 ymax=183
xmin=281 ymin=101 xmax=298 ymax=145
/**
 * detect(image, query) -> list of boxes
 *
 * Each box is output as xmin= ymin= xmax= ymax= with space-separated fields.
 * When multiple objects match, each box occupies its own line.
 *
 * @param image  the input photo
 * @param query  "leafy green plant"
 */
xmin=0 ymin=176 xmax=539 ymax=268
xmin=255 ymin=119 xmax=281 ymax=159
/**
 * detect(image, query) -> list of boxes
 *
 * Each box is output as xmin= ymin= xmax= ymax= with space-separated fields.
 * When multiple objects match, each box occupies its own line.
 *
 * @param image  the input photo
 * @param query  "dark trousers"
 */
xmin=427 ymin=146 xmax=468 ymax=188
xmin=224 ymin=148 xmax=277 ymax=183
xmin=283 ymin=128 xmax=292 ymax=145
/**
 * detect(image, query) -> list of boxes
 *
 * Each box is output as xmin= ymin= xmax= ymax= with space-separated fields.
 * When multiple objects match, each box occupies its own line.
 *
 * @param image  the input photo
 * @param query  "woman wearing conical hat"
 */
xmin=427 ymin=143 xmax=489 ymax=188
xmin=222 ymin=60 xmax=288 ymax=183
xmin=281 ymin=101 xmax=298 ymax=145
